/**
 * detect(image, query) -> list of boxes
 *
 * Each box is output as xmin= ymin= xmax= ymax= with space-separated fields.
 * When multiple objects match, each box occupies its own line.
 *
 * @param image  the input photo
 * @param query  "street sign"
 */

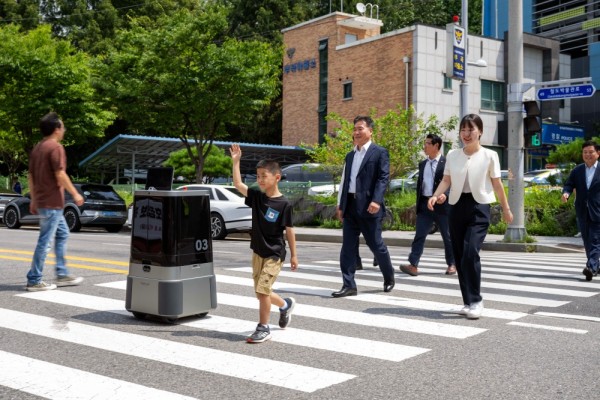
xmin=536 ymin=84 xmax=596 ymax=100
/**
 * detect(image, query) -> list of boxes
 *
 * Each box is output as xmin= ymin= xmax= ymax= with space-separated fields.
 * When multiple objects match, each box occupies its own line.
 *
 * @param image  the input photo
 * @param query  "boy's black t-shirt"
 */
xmin=245 ymin=187 xmax=293 ymax=261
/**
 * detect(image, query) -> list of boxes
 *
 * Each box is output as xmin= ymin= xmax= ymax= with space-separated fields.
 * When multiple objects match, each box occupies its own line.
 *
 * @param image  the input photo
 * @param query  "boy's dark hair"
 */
xmin=353 ymin=115 xmax=374 ymax=128
xmin=40 ymin=112 xmax=63 ymax=137
xmin=256 ymin=159 xmax=281 ymax=175
xmin=426 ymin=133 xmax=443 ymax=150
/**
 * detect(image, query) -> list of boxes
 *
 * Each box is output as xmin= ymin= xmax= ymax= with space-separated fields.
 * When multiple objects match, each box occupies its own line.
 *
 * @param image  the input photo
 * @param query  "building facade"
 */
xmin=282 ymin=12 xmax=566 ymax=169
xmin=483 ymin=0 xmax=599 ymax=135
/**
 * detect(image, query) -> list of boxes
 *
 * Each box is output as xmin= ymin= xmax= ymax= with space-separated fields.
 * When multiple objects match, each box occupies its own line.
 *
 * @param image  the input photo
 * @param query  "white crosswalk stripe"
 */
xmin=2 ymin=249 xmax=599 ymax=399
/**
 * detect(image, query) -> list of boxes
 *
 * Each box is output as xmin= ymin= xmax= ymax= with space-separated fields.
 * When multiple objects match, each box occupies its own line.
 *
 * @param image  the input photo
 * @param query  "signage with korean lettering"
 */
xmin=446 ymin=23 xmax=465 ymax=80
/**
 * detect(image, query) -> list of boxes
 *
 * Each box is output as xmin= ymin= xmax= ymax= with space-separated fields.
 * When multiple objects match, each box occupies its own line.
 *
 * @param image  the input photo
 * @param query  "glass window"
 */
xmin=443 ymin=74 xmax=452 ymax=90
xmin=481 ymin=80 xmax=505 ymax=112
xmin=343 ymin=82 xmax=352 ymax=99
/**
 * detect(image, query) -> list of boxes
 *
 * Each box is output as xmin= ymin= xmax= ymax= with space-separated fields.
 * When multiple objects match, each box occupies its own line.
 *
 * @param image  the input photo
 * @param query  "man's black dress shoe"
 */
xmin=355 ymin=262 xmax=363 ymax=270
xmin=383 ymin=281 xmax=395 ymax=292
xmin=332 ymin=287 xmax=358 ymax=298
xmin=583 ymin=267 xmax=593 ymax=281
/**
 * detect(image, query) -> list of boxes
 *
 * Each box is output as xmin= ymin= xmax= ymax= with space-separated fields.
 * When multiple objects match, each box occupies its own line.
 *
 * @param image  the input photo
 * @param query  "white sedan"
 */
xmin=176 ymin=184 xmax=252 ymax=240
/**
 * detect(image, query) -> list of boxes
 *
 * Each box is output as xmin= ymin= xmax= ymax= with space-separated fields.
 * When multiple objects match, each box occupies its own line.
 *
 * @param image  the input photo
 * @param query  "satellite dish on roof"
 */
xmin=356 ymin=2 xmax=366 ymax=14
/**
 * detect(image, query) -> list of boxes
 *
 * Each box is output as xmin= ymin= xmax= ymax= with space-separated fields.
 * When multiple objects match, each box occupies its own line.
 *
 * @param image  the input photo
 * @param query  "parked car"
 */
xmin=3 ymin=183 xmax=127 ymax=232
xmin=281 ymin=163 xmax=334 ymax=183
xmin=307 ymin=184 xmax=340 ymax=197
xmin=523 ymin=169 xmax=563 ymax=185
xmin=389 ymin=169 xmax=419 ymax=191
xmin=0 ymin=192 xmax=22 ymax=222
xmin=176 ymin=184 xmax=252 ymax=240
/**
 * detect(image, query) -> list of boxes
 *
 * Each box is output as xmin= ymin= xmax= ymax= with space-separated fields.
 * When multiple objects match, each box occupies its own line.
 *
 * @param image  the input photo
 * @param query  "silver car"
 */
xmin=176 ymin=184 xmax=252 ymax=240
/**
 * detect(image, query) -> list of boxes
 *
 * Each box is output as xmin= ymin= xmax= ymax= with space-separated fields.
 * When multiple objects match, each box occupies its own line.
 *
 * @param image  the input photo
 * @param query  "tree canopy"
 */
xmin=97 ymin=5 xmax=281 ymax=182
xmin=0 ymin=24 xmax=115 ymax=160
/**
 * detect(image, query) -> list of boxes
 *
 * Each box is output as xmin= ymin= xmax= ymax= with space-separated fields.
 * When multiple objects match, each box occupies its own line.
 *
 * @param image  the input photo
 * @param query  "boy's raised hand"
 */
xmin=230 ymin=143 xmax=242 ymax=162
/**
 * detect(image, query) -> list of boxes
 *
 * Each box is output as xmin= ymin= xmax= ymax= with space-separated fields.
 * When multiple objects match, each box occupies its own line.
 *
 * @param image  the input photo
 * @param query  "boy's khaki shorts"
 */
xmin=252 ymin=253 xmax=282 ymax=295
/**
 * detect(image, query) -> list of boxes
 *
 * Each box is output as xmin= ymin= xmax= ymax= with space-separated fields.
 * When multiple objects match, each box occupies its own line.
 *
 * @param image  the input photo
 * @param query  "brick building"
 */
xmin=282 ymin=12 xmax=568 ymax=170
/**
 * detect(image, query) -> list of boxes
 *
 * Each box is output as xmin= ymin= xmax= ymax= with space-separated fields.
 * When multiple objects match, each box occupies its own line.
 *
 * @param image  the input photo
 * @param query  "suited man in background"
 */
xmin=332 ymin=115 xmax=395 ymax=297
xmin=400 ymin=134 xmax=455 ymax=276
xmin=562 ymin=140 xmax=600 ymax=281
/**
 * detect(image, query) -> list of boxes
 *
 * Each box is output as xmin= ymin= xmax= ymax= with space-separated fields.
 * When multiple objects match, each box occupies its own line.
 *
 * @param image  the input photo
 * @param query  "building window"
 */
xmin=345 ymin=33 xmax=357 ymax=44
xmin=318 ymin=39 xmax=328 ymax=144
xmin=481 ymin=80 xmax=505 ymax=112
xmin=443 ymin=74 xmax=452 ymax=90
xmin=343 ymin=81 xmax=352 ymax=99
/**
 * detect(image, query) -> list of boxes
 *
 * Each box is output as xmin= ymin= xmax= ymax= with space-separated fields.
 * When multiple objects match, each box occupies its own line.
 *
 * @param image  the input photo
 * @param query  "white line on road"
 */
xmin=0 ymin=350 xmax=197 ymax=400
xmin=507 ymin=321 xmax=587 ymax=334
xmin=0 ymin=308 xmax=354 ymax=393
xmin=214 ymin=274 xmax=527 ymax=320
xmin=18 ymin=290 xmax=429 ymax=362
xmin=231 ymin=267 xmax=570 ymax=308
xmin=533 ymin=312 xmax=600 ymax=323
xmin=99 ymin=280 xmax=486 ymax=339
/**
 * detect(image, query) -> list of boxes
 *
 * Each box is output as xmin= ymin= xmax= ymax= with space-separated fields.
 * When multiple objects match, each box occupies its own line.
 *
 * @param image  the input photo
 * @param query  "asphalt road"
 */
xmin=0 ymin=226 xmax=599 ymax=399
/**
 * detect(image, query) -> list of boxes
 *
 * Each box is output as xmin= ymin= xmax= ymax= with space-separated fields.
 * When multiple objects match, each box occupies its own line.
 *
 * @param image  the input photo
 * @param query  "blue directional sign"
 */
xmin=537 ymin=84 xmax=596 ymax=101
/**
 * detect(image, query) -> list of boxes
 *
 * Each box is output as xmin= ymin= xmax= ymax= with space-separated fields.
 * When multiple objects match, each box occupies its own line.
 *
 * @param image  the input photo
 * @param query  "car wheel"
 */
xmin=4 ymin=207 xmax=21 ymax=229
xmin=210 ymin=212 xmax=227 ymax=240
xmin=64 ymin=207 xmax=82 ymax=232
xmin=382 ymin=208 xmax=394 ymax=229
xmin=104 ymin=225 xmax=123 ymax=233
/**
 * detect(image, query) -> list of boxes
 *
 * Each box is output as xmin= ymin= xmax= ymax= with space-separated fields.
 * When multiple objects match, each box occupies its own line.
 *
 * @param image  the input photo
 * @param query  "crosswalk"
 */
xmin=1 ymin=250 xmax=599 ymax=399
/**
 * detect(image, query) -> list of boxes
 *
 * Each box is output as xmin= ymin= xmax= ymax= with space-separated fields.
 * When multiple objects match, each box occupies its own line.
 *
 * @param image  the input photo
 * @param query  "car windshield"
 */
xmin=223 ymin=187 xmax=244 ymax=198
xmin=79 ymin=185 xmax=123 ymax=201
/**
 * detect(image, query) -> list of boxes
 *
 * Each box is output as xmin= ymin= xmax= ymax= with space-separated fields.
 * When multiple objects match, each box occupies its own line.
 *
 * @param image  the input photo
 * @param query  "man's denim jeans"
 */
xmin=27 ymin=208 xmax=70 ymax=285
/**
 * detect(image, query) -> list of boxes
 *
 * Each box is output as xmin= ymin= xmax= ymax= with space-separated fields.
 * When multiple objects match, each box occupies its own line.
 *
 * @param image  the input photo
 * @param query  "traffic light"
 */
xmin=523 ymin=100 xmax=542 ymax=147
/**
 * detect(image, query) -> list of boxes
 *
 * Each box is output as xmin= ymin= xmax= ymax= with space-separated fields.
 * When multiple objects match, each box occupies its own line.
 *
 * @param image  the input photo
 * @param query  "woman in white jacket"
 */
xmin=427 ymin=114 xmax=513 ymax=319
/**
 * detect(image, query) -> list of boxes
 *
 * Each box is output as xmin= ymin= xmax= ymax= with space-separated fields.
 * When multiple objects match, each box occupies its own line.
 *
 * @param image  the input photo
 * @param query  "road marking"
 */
xmin=534 ymin=312 xmax=600 ymax=322
xmin=0 ymin=350 xmax=197 ymax=400
xmin=99 ymin=280 xmax=485 ymax=339
xmin=18 ymin=290 xmax=429 ymax=362
xmin=230 ymin=267 xmax=570 ymax=307
xmin=389 ymin=273 xmax=595 ymax=297
xmin=0 ymin=308 xmax=354 ymax=392
xmin=214 ymin=274 xmax=527 ymax=320
xmin=0 ymin=248 xmax=129 ymax=266
xmin=507 ymin=321 xmax=587 ymax=334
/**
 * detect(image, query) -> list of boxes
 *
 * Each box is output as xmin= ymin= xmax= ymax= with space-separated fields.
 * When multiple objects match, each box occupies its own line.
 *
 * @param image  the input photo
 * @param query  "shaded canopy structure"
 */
xmin=78 ymin=134 xmax=309 ymax=183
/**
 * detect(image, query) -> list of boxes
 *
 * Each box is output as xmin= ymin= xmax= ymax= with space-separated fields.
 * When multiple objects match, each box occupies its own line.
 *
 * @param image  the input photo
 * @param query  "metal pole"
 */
xmin=459 ymin=0 xmax=469 ymax=119
xmin=504 ymin=0 xmax=526 ymax=241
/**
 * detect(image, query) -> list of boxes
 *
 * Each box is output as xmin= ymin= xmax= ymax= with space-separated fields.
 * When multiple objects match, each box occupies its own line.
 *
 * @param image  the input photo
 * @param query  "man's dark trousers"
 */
xmin=580 ymin=213 xmax=600 ymax=273
xmin=408 ymin=197 xmax=454 ymax=267
xmin=340 ymin=196 xmax=395 ymax=289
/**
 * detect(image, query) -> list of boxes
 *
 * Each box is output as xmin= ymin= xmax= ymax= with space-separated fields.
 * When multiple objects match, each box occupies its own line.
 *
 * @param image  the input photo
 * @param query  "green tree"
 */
xmin=97 ymin=5 xmax=280 ymax=182
xmin=306 ymin=106 xmax=458 ymax=186
xmin=164 ymin=144 xmax=232 ymax=183
xmin=0 ymin=24 xmax=115 ymax=161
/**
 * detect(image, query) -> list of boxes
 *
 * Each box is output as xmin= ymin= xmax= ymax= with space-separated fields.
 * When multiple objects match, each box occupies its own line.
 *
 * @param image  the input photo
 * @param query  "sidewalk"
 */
xmin=290 ymin=227 xmax=585 ymax=253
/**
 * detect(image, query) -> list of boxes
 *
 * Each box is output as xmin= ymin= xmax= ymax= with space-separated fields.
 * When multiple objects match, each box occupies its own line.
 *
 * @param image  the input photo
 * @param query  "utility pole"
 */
xmin=459 ymin=0 xmax=469 ymax=118
xmin=504 ymin=0 xmax=526 ymax=241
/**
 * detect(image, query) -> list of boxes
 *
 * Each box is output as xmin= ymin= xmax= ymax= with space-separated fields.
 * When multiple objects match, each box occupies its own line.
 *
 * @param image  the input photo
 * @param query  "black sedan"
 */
xmin=3 ymin=183 xmax=127 ymax=232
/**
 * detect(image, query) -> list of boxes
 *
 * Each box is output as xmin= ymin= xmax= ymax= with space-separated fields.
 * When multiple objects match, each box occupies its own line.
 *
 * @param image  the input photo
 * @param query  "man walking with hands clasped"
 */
xmin=400 ymin=134 xmax=456 ymax=276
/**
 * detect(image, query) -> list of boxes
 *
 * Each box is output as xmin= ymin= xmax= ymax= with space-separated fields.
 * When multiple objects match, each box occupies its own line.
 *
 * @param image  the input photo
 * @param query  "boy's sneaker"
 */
xmin=56 ymin=275 xmax=84 ymax=287
xmin=247 ymin=324 xmax=271 ymax=344
xmin=26 ymin=281 xmax=57 ymax=292
xmin=279 ymin=297 xmax=296 ymax=329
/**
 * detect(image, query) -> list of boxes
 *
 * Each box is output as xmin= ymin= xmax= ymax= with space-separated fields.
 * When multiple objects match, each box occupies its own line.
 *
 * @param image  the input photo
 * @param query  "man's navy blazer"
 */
xmin=338 ymin=143 xmax=389 ymax=219
xmin=563 ymin=163 xmax=600 ymax=222
xmin=416 ymin=155 xmax=449 ymax=215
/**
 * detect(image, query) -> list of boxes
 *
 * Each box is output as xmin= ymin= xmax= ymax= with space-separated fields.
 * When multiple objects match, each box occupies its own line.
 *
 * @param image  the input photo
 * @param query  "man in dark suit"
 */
xmin=562 ymin=140 xmax=600 ymax=281
xmin=332 ymin=115 xmax=395 ymax=297
xmin=400 ymin=134 xmax=455 ymax=276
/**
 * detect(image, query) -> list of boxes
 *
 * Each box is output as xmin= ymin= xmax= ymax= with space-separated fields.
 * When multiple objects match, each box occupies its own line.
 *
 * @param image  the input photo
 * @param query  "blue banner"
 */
xmin=541 ymin=123 xmax=584 ymax=145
